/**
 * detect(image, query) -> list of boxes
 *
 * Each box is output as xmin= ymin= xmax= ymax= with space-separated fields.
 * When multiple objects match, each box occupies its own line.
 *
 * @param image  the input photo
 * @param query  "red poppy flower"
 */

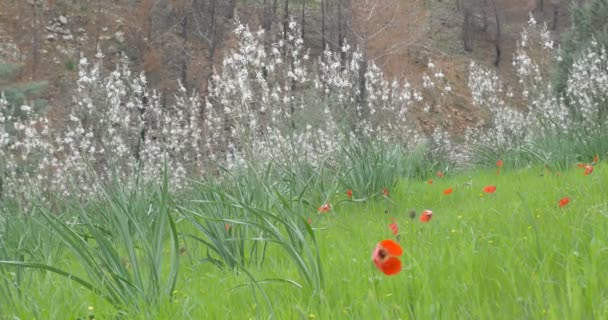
xmin=346 ymin=189 xmax=353 ymax=198
xmin=584 ymin=165 xmax=593 ymax=176
xmin=420 ymin=209 xmax=433 ymax=223
xmin=577 ymin=163 xmax=585 ymax=168
xmin=371 ymin=239 xmax=403 ymax=276
xmin=427 ymin=179 xmax=433 ymax=184
xmin=317 ymin=203 xmax=331 ymax=213
xmin=443 ymin=188 xmax=453 ymax=195
xmin=437 ymin=171 xmax=444 ymax=178
xmin=483 ymin=185 xmax=496 ymax=193
xmin=382 ymin=187 xmax=389 ymax=197
xmin=558 ymin=197 xmax=570 ymax=208
xmin=496 ymin=159 xmax=503 ymax=168
xmin=388 ymin=220 xmax=398 ymax=236
xmin=594 ymin=154 xmax=599 ymax=164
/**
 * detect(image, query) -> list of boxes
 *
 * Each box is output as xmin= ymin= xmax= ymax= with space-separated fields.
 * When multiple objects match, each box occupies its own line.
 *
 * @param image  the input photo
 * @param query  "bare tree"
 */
xmin=462 ymin=5 xmax=473 ymax=52
xmin=321 ymin=0 xmax=326 ymax=49
xmin=491 ymin=0 xmax=501 ymax=66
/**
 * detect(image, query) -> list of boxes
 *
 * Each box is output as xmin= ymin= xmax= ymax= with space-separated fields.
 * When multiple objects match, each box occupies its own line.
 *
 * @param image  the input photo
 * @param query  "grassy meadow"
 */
xmin=2 ymin=161 xmax=607 ymax=320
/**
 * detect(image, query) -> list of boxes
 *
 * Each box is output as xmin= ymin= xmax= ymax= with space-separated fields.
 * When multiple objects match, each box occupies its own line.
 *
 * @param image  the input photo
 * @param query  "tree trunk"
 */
xmin=551 ymin=3 xmax=559 ymax=30
xmin=32 ymin=1 xmax=39 ymax=80
xmin=492 ymin=0 xmax=501 ymax=67
xmin=301 ymin=0 xmax=305 ymax=39
xmin=225 ymin=0 xmax=236 ymax=19
xmin=283 ymin=0 xmax=289 ymax=43
xmin=321 ymin=0 xmax=326 ymax=50
xmin=180 ymin=14 xmax=188 ymax=89
xmin=463 ymin=7 xmax=473 ymax=52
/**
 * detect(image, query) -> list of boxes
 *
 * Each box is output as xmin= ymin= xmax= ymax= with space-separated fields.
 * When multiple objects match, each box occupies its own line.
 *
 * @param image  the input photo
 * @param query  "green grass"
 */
xmin=2 ymin=163 xmax=608 ymax=319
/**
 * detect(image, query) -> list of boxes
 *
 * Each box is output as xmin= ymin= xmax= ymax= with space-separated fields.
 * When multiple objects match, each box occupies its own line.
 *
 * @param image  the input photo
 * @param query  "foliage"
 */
xmin=553 ymin=0 xmax=608 ymax=95
xmin=0 ymin=174 xmax=179 ymax=316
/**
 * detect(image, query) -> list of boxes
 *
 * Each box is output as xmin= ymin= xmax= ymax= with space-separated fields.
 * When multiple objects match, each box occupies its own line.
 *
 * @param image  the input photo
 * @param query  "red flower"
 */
xmin=577 ymin=163 xmax=585 ymax=168
xmin=382 ymin=187 xmax=389 ymax=197
xmin=584 ymin=165 xmax=593 ymax=176
xmin=496 ymin=159 xmax=503 ymax=168
xmin=594 ymin=154 xmax=599 ymax=164
xmin=483 ymin=185 xmax=496 ymax=194
xmin=420 ymin=209 xmax=433 ymax=223
xmin=443 ymin=188 xmax=453 ymax=195
xmin=427 ymin=179 xmax=433 ymax=184
xmin=317 ymin=203 xmax=331 ymax=213
xmin=437 ymin=171 xmax=444 ymax=178
xmin=558 ymin=197 xmax=570 ymax=208
xmin=388 ymin=219 xmax=398 ymax=236
xmin=371 ymin=239 xmax=403 ymax=276
xmin=346 ymin=189 xmax=353 ymax=198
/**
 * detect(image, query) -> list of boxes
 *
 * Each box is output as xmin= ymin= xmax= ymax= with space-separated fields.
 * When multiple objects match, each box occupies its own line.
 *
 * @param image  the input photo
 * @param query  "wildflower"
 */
xmin=437 ymin=171 xmax=444 ymax=178
xmin=346 ymin=189 xmax=353 ymax=198
xmin=409 ymin=209 xmax=417 ymax=219
xmin=427 ymin=179 xmax=433 ymax=184
xmin=389 ymin=218 xmax=398 ymax=236
xmin=593 ymin=154 xmax=599 ymax=164
xmin=382 ymin=187 xmax=389 ymax=197
xmin=371 ymin=239 xmax=403 ymax=276
xmin=496 ymin=159 xmax=504 ymax=168
xmin=420 ymin=209 xmax=433 ymax=222
xmin=483 ymin=185 xmax=496 ymax=193
xmin=558 ymin=197 xmax=570 ymax=208
xmin=577 ymin=163 xmax=585 ymax=168
xmin=584 ymin=165 xmax=593 ymax=176
xmin=317 ymin=203 xmax=331 ymax=213
xmin=443 ymin=188 xmax=453 ymax=195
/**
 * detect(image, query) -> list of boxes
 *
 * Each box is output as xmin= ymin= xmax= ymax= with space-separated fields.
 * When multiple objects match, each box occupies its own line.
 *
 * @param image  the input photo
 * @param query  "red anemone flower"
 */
xmin=584 ymin=165 xmax=593 ymax=176
xmin=346 ymin=189 xmax=353 ymax=198
xmin=437 ymin=171 xmax=445 ymax=178
xmin=317 ymin=203 xmax=331 ymax=213
xmin=483 ymin=185 xmax=496 ymax=194
xmin=427 ymin=179 xmax=433 ymax=184
xmin=496 ymin=159 xmax=503 ymax=168
xmin=389 ymin=219 xmax=398 ymax=236
xmin=443 ymin=188 xmax=453 ymax=195
xmin=371 ymin=239 xmax=403 ymax=276
xmin=420 ymin=209 xmax=433 ymax=223
xmin=558 ymin=197 xmax=570 ymax=208
xmin=382 ymin=187 xmax=389 ymax=197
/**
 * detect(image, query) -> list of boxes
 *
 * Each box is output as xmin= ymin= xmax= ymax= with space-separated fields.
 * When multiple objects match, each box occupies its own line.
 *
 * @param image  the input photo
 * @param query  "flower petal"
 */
xmin=379 ymin=257 xmax=402 ymax=275
xmin=380 ymin=239 xmax=403 ymax=256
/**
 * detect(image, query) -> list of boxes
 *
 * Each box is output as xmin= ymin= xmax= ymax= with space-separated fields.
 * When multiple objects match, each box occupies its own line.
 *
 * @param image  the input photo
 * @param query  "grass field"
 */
xmin=2 ymin=163 xmax=608 ymax=319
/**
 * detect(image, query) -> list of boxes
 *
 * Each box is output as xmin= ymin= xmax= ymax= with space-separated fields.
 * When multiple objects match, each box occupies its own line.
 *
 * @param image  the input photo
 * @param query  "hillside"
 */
xmin=0 ymin=0 xmax=573 ymax=133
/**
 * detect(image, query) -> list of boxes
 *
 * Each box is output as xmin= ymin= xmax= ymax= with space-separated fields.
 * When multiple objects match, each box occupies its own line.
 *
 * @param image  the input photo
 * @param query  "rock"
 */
xmin=77 ymin=28 xmax=86 ymax=34
xmin=114 ymin=31 xmax=125 ymax=43
xmin=62 ymin=34 xmax=73 ymax=41
xmin=59 ymin=15 xmax=68 ymax=25
xmin=45 ymin=34 xmax=56 ymax=41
